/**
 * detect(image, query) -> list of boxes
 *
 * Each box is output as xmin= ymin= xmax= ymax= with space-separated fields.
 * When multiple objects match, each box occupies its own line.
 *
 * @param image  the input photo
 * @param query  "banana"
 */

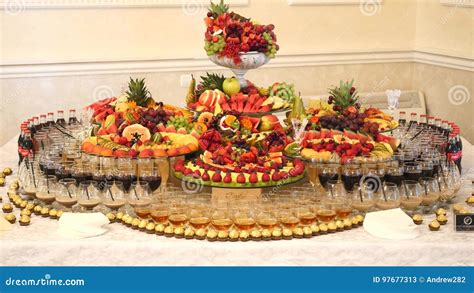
xmin=185 ymin=75 xmax=196 ymax=105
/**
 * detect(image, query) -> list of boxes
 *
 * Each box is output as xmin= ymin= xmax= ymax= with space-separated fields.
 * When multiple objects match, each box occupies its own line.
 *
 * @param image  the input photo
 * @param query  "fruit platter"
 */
xmin=284 ymin=80 xmax=400 ymax=163
xmin=186 ymin=73 xmax=294 ymax=116
xmin=81 ymin=78 xmax=200 ymax=158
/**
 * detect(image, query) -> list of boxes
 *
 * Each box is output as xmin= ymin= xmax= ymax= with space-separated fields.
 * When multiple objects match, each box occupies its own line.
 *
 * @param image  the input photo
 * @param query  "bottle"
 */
xmin=453 ymin=127 xmax=463 ymax=173
xmin=441 ymin=120 xmax=450 ymax=139
xmin=434 ymin=118 xmax=442 ymax=135
xmin=68 ymin=109 xmax=79 ymax=125
xmin=408 ymin=112 xmax=418 ymax=128
xmin=46 ymin=112 xmax=55 ymax=127
xmin=18 ymin=124 xmax=27 ymax=165
xmin=398 ymin=111 xmax=406 ymax=126
xmin=427 ymin=116 xmax=435 ymax=130
xmin=20 ymin=129 xmax=34 ymax=162
xmin=32 ymin=117 xmax=40 ymax=134
xmin=39 ymin=114 xmax=47 ymax=129
xmin=419 ymin=114 xmax=427 ymax=128
xmin=56 ymin=110 xmax=66 ymax=126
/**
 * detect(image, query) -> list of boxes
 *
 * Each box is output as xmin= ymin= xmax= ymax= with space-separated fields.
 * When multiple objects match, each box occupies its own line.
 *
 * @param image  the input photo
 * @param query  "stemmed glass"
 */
xmin=400 ymin=180 xmax=422 ymax=215
xmin=403 ymin=162 xmax=422 ymax=182
xmin=351 ymin=183 xmax=375 ymax=214
xmin=385 ymin=89 xmax=400 ymax=117
xmin=318 ymin=164 xmax=339 ymax=189
xmin=101 ymin=181 xmax=127 ymax=211
xmin=56 ymin=178 xmax=78 ymax=211
xmin=139 ymin=158 xmax=162 ymax=195
xmin=77 ymin=180 xmax=102 ymax=212
xmin=376 ymin=182 xmax=400 ymax=210
xmin=341 ymin=165 xmax=362 ymax=193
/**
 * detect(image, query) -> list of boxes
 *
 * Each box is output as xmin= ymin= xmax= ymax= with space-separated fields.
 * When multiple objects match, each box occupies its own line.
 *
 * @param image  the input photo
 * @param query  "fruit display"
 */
xmin=204 ymin=0 xmax=279 ymax=63
xmin=302 ymin=80 xmax=398 ymax=135
xmin=174 ymin=146 xmax=305 ymax=188
xmin=186 ymin=73 xmax=293 ymax=115
xmin=81 ymin=78 xmax=199 ymax=158
xmin=285 ymin=129 xmax=399 ymax=163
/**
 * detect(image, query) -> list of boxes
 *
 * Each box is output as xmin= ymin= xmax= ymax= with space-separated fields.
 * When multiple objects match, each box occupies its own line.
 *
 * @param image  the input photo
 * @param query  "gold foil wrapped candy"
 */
xmin=174 ymin=227 xmax=184 ymax=238
xmin=33 ymin=205 xmax=42 ymax=215
xmin=356 ymin=215 xmax=364 ymax=225
xmin=184 ymin=227 xmax=194 ymax=239
xmin=56 ymin=210 xmax=64 ymax=219
xmin=138 ymin=220 xmax=148 ymax=230
xmin=293 ymin=227 xmax=304 ymax=238
xmin=310 ymin=224 xmax=320 ymax=236
xmin=20 ymin=209 xmax=31 ymax=217
xmin=436 ymin=214 xmax=448 ymax=225
xmin=0 ymin=178 xmax=5 ymax=187
xmin=40 ymin=207 xmax=49 ymax=217
xmin=3 ymin=167 xmax=13 ymax=176
xmin=327 ymin=222 xmax=337 ymax=233
xmin=412 ymin=214 xmax=423 ymax=225
xmin=429 ymin=220 xmax=440 ymax=231
xmin=155 ymin=223 xmax=165 ymax=235
xmin=319 ymin=224 xmax=328 ymax=235
xmin=206 ymin=229 xmax=218 ymax=241
xmin=261 ymin=229 xmax=272 ymax=240
xmin=116 ymin=212 xmax=124 ymax=221
xmin=164 ymin=225 xmax=174 ymax=237
xmin=282 ymin=228 xmax=293 ymax=240
xmin=5 ymin=214 xmax=16 ymax=224
xmin=131 ymin=218 xmax=140 ymax=229
xmin=435 ymin=208 xmax=447 ymax=216
xmin=239 ymin=230 xmax=250 ymax=241
xmin=49 ymin=209 xmax=58 ymax=219
xmin=195 ymin=228 xmax=207 ymax=240
xmin=2 ymin=203 xmax=13 ymax=213
xmin=343 ymin=219 xmax=352 ymax=230
xmin=250 ymin=229 xmax=262 ymax=241
xmin=229 ymin=229 xmax=239 ymax=241
xmin=19 ymin=215 xmax=30 ymax=226
xmin=335 ymin=220 xmax=344 ymax=231
xmin=20 ymin=201 xmax=27 ymax=209
xmin=26 ymin=203 xmax=34 ymax=211
xmin=303 ymin=227 xmax=313 ymax=238
xmin=351 ymin=217 xmax=359 ymax=226
xmin=272 ymin=229 xmax=282 ymax=240
xmin=217 ymin=230 xmax=228 ymax=241
xmin=106 ymin=213 xmax=116 ymax=223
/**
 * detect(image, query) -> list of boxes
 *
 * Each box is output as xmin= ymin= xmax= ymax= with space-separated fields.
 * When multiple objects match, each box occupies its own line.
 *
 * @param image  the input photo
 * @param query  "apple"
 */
xmin=223 ymin=77 xmax=241 ymax=96
xmin=259 ymin=115 xmax=280 ymax=132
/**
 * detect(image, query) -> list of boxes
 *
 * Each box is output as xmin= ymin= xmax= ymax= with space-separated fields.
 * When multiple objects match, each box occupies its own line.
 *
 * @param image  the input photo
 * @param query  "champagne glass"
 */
xmin=400 ymin=180 xmax=422 ymax=215
xmin=77 ymin=180 xmax=102 ymax=212
xmin=56 ymin=178 xmax=78 ymax=211
xmin=376 ymin=182 xmax=400 ymax=210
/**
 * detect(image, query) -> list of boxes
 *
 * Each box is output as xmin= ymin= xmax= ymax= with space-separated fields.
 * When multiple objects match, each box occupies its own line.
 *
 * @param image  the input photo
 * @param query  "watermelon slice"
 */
xmin=221 ymin=102 xmax=230 ymax=111
xmin=320 ymin=128 xmax=331 ymax=139
xmin=243 ymin=101 xmax=253 ymax=113
xmin=376 ymin=134 xmax=400 ymax=150
xmin=258 ymin=105 xmax=271 ymax=113
xmin=252 ymin=97 xmax=265 ymax=112
xmin=343 ymin=130 xmax=359 ymax=140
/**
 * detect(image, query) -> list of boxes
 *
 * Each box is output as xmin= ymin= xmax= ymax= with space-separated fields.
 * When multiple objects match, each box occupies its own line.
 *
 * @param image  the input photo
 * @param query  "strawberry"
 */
xmin=271 ymin=172 xmax=280 ymax=181
xmin=249 ymin=173 xmax=258 ymax=184
xmin=212 ymin=171 xmax=222 ymax=182
xmin=202 ymin=172 xmax=210 ymax=181
xmin=262 ymin=173 xmax=270 ymax=182
xmin=237 ymin=173 xmax=246 ymax=184
xmin=193 ymin=169 xmax=201 ymax=178
xmin=224 ymin=173 xmax=232 ymax=184
xmin=183 ymin=168 xmax=193 ymax=176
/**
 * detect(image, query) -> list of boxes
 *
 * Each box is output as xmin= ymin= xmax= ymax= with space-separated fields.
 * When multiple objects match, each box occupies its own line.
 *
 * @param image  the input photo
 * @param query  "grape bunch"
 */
xmin=204 ymin=34 xmax=225 ymax=56
xmin=167 ymin=116 xmax=194 ymax=133
xmin=319 ymin=112 xmax=367 ymax=132
xmin=138 ymin=108 xmax=170 ymax=133
xmin=263 ymin=31 xmax=278 ymax=58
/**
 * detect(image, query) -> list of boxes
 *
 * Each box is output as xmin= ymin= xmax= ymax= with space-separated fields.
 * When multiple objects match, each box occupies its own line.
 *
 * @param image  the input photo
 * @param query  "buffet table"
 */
xmin=1 ymin=136 xmax=473 ymax=266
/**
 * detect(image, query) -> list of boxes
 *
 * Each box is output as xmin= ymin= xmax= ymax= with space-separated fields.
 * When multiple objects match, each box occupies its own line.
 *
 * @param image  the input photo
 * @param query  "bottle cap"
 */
xmin=399 ymin=111 xmax=406 ymax=114
xmin=420 ymin=114 xmax=427 ymax=117
xmin=40 ymin=114 xmax=46 ymax=117
xmin=410 ymin=112 xmax=417 ymax=115
xmin=58 ymin=110 xmax=64 ymax=113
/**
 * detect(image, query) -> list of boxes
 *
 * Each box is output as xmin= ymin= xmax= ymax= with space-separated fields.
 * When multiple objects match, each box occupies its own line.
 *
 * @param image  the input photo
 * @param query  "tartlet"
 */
xmin=429 ymin=220 xmax=441 ymax=231
xmin=437 ymin=214 xmax=448 ymax=225
xmin=2 ymin=203 xmax=13 ymax=213
xmin=412 ymin=214 xmax=423 ymax=225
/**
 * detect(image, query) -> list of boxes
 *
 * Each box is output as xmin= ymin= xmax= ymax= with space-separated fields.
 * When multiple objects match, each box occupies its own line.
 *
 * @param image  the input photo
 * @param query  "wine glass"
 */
xmin=327 ymin=180 xmax=346 ymax=199
xmin=56 ymin=178 xmax=78 ymax=211
xmin=101 ymin=181 xmax=127 ymax=212
xmin=341 ymin=165 xmax=362 ymax=193
xmin=318 ymin=164 xmax=339 ymax=189
xmin=36 ymin=175 xmax=58 ymax=206
xmin=384 ymin=166 xmax=404 ymax=187
xmin=419 ymin=177 xmax=440 ymax=213
xmin=139 ymin=159 xmax=162 ymax=195
xmin=115 ymin=157 xmax=136 ymax=194
xmin=77 ymin=180 xmax=102 ymax=212
xmin=351 ymin=183 xmax=375 ymax=214
xmin=400 ymin=180 xmax=422 ymax=215
xmin=404 ymin=162 xmax=422 ymax=182
xmin=386 ymin=89 xmax=400 ymax=117
xmin=376 ymin=182 xmax=400 ymax=210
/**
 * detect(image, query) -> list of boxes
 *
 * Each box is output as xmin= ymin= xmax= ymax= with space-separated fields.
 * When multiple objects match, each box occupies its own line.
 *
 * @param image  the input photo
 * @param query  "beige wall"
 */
xmin=0 ymin=0 xmax=472 ymax=145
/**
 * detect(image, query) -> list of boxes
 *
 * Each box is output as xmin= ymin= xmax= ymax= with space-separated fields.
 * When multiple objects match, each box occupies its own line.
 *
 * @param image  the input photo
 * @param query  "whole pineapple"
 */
xmin=327 ymin=79 xmax=360 ymax=112
xmin=126 ymin=77 xmax=155 ymax=107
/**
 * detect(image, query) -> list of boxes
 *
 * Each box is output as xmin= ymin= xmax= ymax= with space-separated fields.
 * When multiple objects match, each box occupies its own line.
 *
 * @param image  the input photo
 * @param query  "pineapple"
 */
xmin=208 ymin=0 xmax=229 ymax=17
xmin=196 ymin=72 xmax=226 ymax=96
xmin=327 ymin=79 xmax=359 ymax=112
xmin=125 ymin=77 xmax=155 ymax=107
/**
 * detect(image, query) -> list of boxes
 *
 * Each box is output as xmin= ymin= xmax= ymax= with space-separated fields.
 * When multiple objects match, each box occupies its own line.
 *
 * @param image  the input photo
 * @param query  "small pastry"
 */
xmin=303 ymin=227 xmax=313 ymax=238
xmin=49 ymin=209 xmax=58 ymax=219
xmin=229 ymin=229 xmax=239 ymax=241
xmin=466 ymin=195 xmax=474 ymax=206
xmin=261 ymin=229 xmax=272 ymax=241
xmin=184 ymin=227 xmax=194 ymax=239
xmin=164 ymin=225 xmax=174 ymax=237
xmin=155 ymin=223 xmax=165 ymax=235
xmin=437 ymin=214 xmax=448 ymax=225
xmin=356 ymin=215 xmax=364 ymax=225
xmin=319 ymin=224 xmax=328 ymax=235
xmin=250 ymin=229 xmax=262 ymax=241
xmin=336 ymin=220 xmax=344 ymax=231
xmin=435 ymin=208 xmax=447 ymax=216
xmin=429 ymin=220 xmax=440 ymax=231
xmin=310 ymin=224 xmax=320 ymax=236
xmin=239 ymin=230 xmax=250 ymax=242
xmin=116 ymin=212 xmax=124 ymax=221
xmin=2 ymin=203 xmax=13 ymax=213
xmin=40 ymin=207 xmax=49 ymax=217
xmin=328 ymin=222 xmax=337 ymax=233
xmin=10 ymin=181 xmax=19 ymax=190
xmin=20 ymin=209 xmax=31 ymax=217
xmin=26 ymin=203 xmax=34 ymax=211
xmin=272 ymin=229 xmax=282 ymax=240
xmin=56 ymin=210 xmax=64 ymax=219
xmin=106 ymin=212 xmax=116 ymax=223
xmin=217 ymin=230 xmax=228 ymax=241
xmin=19 ymin=215 xmax=30 ymax=226
xmin=33 ymin=205 xmax=42 ymax=215
xmin=206 ymin=229 xmax=218 ymax=241
xmin=131 ymin=218 xmax=140 ymax=229
xmin=5 ymin=214 xmax=16 ymax=224
xmin=195 ymin=228 xmax=207 ymax=240
xmin=293 ymin=227 xmax=304 ymax=238
xmin=343 ymin=219 xmax=352 ymax=230
xmin=282 ymin=228 xmax=293 ymax=240
xmin=0 ymin=178 xmax=5 ymax=187
xmin=3 ymin=167 xmax=13 ymax=176
xmin=412 ymin=214 xmax=423 ymax=225
xmin=138 ymin=220 xmax=148 ymax=230
xmin=174 ymin=227 xmax=184 ymax=238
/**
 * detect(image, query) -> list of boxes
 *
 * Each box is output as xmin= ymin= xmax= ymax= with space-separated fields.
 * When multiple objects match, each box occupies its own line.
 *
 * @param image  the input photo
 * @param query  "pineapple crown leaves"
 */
xmin=125 ymin=77 xmax=154 ymax=107
xmin=328 ymin=79 xmax=359 ymax=109
xmin=196 ymin=72 xmax=225 ymax=96
xmin=209 ymin=0 xmax=229 ymax=16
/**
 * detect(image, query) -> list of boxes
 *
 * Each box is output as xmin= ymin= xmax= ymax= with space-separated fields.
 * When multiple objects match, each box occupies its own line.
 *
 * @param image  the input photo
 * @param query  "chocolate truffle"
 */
xmin=429 ymin=220 xmax=440 ymax=231
xmin=327 ymin=222 xmax=337 ymax=233
xmin=26 ymin=203 xmax=34 ymax=211
xmin=20 ymin=209 xmax=31 ymax=217
xmin=164 ymin=225 xmax=174 ymax=237
xmin=303 ymin=227 xmax=313 ymax=238
xmin=229 ymin=229 xmax=239 ymax=241
xmin=19 ymin=215 xmax=30 ymax=226
xmin=49 ymin=209 xmax=58 ymax=219
xmin=239 ymin=230 xmax=250 ymax=241
xmin=250 ymin=229 xmax=262 ymax=241
xmin=195 ymin=228 xmax=207 ymax=240
xmin=116 ymin=212 xmax=124 ymax=221
xmin=106 ymin=212 xmax=116 ymax=223
xmin=343 ymin=219 xmax=352 ymax=230
xmin=217 ymin=230 xmax=228 ymax=241
xmin=0 ymin=178 xmax=5 ymax=187
xmin=138 ymin=219 xmax=148 ymax=230
xmin=261 ymin=229 xmax=272 ymax=240
xmin=20 ymin=201 xmax=27 ymax=209
xmin=155 ymin=223 xmax=166 ymax=235
xmin=33 ymin=205 xmax=42 ymax=215
xmin=412 ymin=214 xmax=423 ymax=225
xmin=5 ymin=214 xmax=16 ymax=224
xmin=2 ymin=203 xmax=13 ymax=213
xmin=310 ymin=224 xmax=320 ymax=236
xmin=436 ymin=214 xmax=448 ymax=225
xmin=335 ymin=220 xmax=344 ymax=231
xmin=272 ymin=229 xmax=282 ymax=240
xmin=184 ymin=227 xmax=194 ymax=239
xmin=174 ymin=227 xmax=184 ymax=238
xmin=282 ymin=228 xmax=293 ymax=240
xmin=146 ymin=222 xmax=156 ymax=233
xmin=319 ymin=224 xmax=328 ymax=235
xmin=3 ymin=167 xmax=13 ymax=176
xmin=131 ymin=218 xmax=140 ymax=229
xmin=293 ymin=227 xmax=304 ymax=238
xmin=207 ymin=229 xmax=218 ymax=241
xmin=40 ymin=207 xmax=49 ymax=217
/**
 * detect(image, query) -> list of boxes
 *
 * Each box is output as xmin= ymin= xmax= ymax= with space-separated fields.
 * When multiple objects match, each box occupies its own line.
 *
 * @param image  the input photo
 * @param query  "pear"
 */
xmin=287 ymin=95 xmax=305 ymax=121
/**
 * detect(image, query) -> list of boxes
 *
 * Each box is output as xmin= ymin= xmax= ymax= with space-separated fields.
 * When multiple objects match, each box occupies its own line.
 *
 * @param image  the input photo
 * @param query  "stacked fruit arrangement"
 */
xmin=81 ymin=78 xmax=200 ymax=158
xmin=204 ymin=0 xmax=279 ymax=64
xmin=186 ymin=73 xmax=294 ymax=114
xmin=303 ymin=80 xmax=398 ymax=135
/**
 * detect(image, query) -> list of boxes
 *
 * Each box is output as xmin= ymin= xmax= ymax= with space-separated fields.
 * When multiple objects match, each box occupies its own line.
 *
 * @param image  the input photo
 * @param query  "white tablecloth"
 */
xmin=1 ymin=136 xmax=473 ymax=266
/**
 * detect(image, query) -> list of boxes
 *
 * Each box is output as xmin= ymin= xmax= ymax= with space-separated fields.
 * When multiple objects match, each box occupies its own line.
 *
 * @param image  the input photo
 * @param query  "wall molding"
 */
xmin=288 ymin=0 xmax=382 ymax=6
xmin=440 ymin=0 xmax=474 ymax=8
xmin=1 ymin=50 xmax=472 ymax=79
xmin=0 ymin=0 xmax=248 ymax=9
